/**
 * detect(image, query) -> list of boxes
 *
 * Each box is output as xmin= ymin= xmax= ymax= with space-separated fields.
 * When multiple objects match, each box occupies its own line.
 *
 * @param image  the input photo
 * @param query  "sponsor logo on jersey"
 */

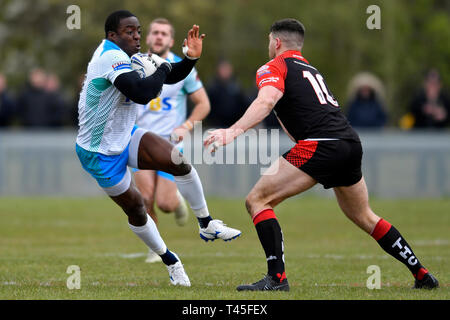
xmin=112 ymin=61 xmax=131 ymax=71
xmin=257 ymin=71 xmax=272 ymax=78
xmin=256 ymin=65 xmax=272 ymax=77
xmin=258 ymin=76 xmax=280 ymax=87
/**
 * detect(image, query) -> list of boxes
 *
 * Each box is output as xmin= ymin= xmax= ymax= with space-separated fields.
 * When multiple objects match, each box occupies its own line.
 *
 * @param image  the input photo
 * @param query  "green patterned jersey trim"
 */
xmin=85 ymin=78 xmax=113 ymax=151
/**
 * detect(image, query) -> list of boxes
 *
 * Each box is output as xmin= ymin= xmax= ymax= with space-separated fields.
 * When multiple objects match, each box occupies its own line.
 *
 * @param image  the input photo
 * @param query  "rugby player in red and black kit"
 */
xmin=204 ymin=18 xmax=439 ymax=291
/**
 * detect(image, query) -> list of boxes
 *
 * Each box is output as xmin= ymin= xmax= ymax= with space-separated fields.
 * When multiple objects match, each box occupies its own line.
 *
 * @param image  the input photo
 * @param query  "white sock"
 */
xmin=128 ymin=217 xmax=167 ymax=255
xmin=174 ymin=166 xmax=210 ymax=218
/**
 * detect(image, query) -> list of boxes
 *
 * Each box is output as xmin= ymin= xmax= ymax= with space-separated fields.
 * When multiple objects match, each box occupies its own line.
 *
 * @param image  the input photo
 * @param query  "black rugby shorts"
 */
xmin=282 ymin=139 xmax=363 ymax=189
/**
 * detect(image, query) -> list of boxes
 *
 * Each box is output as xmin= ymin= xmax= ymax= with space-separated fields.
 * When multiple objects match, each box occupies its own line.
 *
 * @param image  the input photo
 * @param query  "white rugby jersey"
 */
xmin=136 ymin=52 xmax=203 ymax=138
xmin=76 ymin=39 xmax=138 ymax=155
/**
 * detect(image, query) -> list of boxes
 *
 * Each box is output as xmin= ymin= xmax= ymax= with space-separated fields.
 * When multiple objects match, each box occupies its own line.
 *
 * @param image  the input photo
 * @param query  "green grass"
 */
xmin=0 ymin=196 xmax=448 ymax=300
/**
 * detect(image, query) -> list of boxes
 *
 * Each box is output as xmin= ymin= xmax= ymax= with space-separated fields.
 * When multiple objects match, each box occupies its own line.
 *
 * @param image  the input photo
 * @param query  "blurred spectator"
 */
xmin=17 ymin=68 xmax=50 ymax=127
xmin=45 ymin=72 xmax=68 ymax=127
xmin=346 ymin=72 xmax=387 ymax=128
xmin=206 ymin=60 xmax=248 ymax=127
xmin=68 ymin=74 xmax=86 ymax=127
xmin=408 ymin=69 xmax=450 ymax=129
xmin=17 ymin=69 xmax=68 ymax=128
xmin=0 ymin=73 xmax=16 ymax=127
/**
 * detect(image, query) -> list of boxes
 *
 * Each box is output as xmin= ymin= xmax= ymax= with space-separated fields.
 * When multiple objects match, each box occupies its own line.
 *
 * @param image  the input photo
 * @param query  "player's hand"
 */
xmin=182 ymin=25 xmax=205 ymax=60
xmin=203 ymin=128 xmax=244 ymax=153
xmin=170 ymin=126 xmax=190 ymax=143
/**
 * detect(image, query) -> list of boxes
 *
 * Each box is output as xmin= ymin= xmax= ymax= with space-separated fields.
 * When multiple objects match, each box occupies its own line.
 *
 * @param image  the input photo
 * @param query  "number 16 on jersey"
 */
xmin=303 ymin=70 xmax=339 ymax=107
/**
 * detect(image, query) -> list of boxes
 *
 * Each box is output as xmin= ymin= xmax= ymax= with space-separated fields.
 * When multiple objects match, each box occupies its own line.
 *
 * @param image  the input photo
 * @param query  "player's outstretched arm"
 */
xmin=114 ymin=66 xmax=170 ymax=104
xmin=230 ymin=86 xmax=283 ymax=132
xmin=165 ymin=25 xmax=206 ymax=84
xmin=204 ymin=86 xmax=283 ymax=151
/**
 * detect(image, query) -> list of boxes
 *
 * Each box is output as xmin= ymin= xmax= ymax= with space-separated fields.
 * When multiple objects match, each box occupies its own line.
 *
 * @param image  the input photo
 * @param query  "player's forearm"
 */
xmin=115 ymin=67 xmax=170 ymax=104
xmin=165 ymin=58 xmax=198 ymax=84
xmin=230 ymin=99 xmax=273 ymax=135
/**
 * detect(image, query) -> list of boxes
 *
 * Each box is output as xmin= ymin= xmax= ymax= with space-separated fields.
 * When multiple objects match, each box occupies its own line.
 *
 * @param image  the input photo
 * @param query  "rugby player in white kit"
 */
xmin=75 ymin=10 xmax=241 ymax=286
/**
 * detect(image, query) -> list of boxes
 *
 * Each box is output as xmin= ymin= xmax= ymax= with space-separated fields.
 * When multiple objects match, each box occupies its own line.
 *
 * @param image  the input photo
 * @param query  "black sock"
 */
xmin=197 ymin=216 xmax=212 ymax=229
xmin=253 ymin=209 xmax=286 ymax=283
xmin=371 ymin=219 xmax=428 ymax=279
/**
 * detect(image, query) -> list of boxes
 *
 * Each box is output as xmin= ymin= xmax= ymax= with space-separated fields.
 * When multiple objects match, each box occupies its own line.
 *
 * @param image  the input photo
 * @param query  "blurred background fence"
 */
xmin=0 ymin=129 xmax=449 ymax=198
xmin=1 ymin=0 xmax=449 ymax=199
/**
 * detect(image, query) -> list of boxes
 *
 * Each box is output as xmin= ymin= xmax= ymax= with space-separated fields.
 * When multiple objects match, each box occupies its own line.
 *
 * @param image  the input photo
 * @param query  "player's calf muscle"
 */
xmin=111 ymin=192 xmax=147 ymax=225
xmin=122 ymin=198 xmax=146 ymax=215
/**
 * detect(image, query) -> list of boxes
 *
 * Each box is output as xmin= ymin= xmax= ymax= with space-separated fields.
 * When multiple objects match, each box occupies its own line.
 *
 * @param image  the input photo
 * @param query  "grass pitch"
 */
xmin=0 ymin=196 xmax=448 ymax=300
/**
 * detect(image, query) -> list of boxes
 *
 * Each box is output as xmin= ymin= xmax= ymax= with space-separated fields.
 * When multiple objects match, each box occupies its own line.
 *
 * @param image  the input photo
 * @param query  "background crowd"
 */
xmin=1 ymin=66 xmax=448 ymax=130
xmin=0 ymin=0 xmax=449 ymax=131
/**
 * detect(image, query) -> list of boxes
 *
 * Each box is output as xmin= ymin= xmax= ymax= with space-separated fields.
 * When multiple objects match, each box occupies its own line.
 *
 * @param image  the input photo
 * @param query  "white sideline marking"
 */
xmin=99 ymin=250 xmax=448 ymax=261
xmin=414 ymin=239 xmax=450 ymax=246
xmin=101 ymin=252 xmax=147 ymax=259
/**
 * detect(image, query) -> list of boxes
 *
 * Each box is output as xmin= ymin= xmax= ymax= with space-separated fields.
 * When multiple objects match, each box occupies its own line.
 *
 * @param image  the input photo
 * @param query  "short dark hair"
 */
xmin=270 ymin=18 xmax=305 ymax=47
xmin=104 ymin=10 xmax=136 ymax=38
xmin=149 ymin=18 xmax=175 ymax=38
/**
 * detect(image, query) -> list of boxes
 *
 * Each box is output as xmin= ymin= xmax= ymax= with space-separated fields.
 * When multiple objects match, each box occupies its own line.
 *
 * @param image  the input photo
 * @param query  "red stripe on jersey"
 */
xmin=255 ymin=50 xmax=309 ymax=93
xmin=285 ymin=140 xmax=318 ymax=168
xmin=252 ymin=208 xmax=277 ymax=225
xmin=371 ymin=219 xmax=392 ymax=241
xmin=256 ymin=56 xmax=287 ymax=92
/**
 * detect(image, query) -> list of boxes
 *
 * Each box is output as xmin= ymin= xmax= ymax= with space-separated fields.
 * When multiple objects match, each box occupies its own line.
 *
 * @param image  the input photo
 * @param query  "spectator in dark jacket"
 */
xmin=206 ymin=60 xmax=248 ymax=127
xmin=0 ymin=73 xmax=16 ymax=127
xmin=346 ymin=72 xmax=387 ymax=129
xmin=45 ymin=73 xmax=68 ymax=127
xmin=409 ymin=69 xmax=450 ymax=129
xmin=16 ymin=69 xmax=68 ymax=128
xmin=17 ymin=68 xmax=50 ymax=127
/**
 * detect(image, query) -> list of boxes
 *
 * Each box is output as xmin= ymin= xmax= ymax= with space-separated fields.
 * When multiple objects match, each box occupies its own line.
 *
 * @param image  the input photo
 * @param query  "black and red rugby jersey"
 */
xmin=256 ymin=50 xmax=359 ymax=142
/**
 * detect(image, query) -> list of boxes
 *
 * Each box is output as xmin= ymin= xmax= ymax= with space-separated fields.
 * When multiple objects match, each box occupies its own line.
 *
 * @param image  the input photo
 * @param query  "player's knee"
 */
xmin=157 ymin=197 xmax=177 ymax=213
xmin=157 ymin=202 xmax=176 ymax=213
xmin=246 ymin=190 xmax=269 ymax=215
xmin=245 ymin=193 xmax=259 ymax=215
xmin=245 ymin=198 xmax=252 ymax=215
